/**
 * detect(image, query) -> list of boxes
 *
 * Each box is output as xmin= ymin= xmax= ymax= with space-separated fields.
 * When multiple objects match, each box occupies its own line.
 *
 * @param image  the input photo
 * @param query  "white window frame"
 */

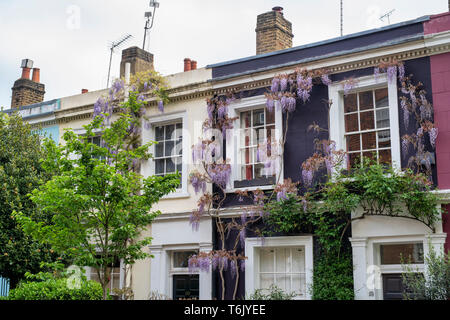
xmin=328 ymin=73 xmax=401 ymax=172
xmin=245 ymin=236 xmax=314 ymax=300
xmin=149 ymin=243 xmax=213 ymax=300
xmin=367 ymin=236 xmax=427 ymax=300
xmin=145 ymin=111 xmax=189 ymax=199
xmin=86 ymin=259 xmax=125 ymax=295
xmin=226 ymin=95 xmax=283 ymax=192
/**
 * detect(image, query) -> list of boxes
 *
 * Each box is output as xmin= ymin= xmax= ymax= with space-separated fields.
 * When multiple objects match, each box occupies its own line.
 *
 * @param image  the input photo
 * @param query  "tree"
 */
xmin=0 ymin=112 xmax=60 ymax=288
xmin=14 ymin=84 xmax=180 ymax=299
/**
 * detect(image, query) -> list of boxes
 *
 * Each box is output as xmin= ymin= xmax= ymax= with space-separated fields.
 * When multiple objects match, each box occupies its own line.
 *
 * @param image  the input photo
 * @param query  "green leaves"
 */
xmin=15 ymin=91 xmax=180 ymax=299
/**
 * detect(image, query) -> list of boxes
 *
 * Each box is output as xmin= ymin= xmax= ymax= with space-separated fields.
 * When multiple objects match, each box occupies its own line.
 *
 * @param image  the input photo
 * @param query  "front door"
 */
xmin=382 ymin=274 xmax=404 ymax=300
xmin=173 ymin=275 xmax=199 ymax=300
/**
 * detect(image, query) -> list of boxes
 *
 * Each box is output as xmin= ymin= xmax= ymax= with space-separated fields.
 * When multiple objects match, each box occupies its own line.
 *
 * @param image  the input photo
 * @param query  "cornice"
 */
xmin=209 ymin=40 xmax=450 ymax=95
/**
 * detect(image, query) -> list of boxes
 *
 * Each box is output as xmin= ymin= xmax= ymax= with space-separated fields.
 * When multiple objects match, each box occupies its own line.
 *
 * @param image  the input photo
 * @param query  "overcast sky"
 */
xmin=0 ymin=0 xmax=448 ymax=108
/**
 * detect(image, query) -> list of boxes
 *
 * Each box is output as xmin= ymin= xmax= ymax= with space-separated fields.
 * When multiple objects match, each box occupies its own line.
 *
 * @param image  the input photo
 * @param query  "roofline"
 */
xmin=206 ymin=15 xmax=430 ymax=69
xmin=207 ymin=33 xmax=424 ymax=83
xmin=2 ymin=98 xmax=60 ymax=113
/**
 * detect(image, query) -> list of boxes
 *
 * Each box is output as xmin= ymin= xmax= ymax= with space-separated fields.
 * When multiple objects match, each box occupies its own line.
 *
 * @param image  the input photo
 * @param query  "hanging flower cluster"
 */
xmin=375 ymin=60 xmax=438 ymax=177
xmin=342 ymin=78 xmax=359 ymax=96
xmin=274 ymin=178 xmax=299 ymax=202
xmin=266 ymin=68 xmax=332 ymax=114
xmin=188 ymin=250 xmax=246 ymax=276
xmin=301 ymin=139 xmax=345 ymax=187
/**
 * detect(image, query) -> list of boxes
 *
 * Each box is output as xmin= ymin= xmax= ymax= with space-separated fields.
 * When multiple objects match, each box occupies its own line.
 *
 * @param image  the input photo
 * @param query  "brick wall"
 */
xmin=120 ymin=46 xmax=154 ymax=78
xmin=10 ymin=78 xmax=45 ymax=109
xmin=256 ymin=10 xmax=293 ymax=55
xmin=425 ymin=12 xmax=450 ymax=251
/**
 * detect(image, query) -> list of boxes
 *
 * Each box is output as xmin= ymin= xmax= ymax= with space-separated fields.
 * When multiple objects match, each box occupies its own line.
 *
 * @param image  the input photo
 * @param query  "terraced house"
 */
xmin=4 ymin=7 xmax=450 ymax=300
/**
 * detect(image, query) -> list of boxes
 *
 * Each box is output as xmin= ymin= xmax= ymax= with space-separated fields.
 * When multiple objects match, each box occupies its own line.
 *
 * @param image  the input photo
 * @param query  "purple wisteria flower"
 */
xmin=280 ymin=77 xmax=288 ymax=92
xmin=387 ymin=66 xmax=398 ymax=83
xmin=430 ymin=127 xmax=438 ymax=148
xmin=401 ymin=137 xmax=409 ymax=156
xmin=374 ymin=67 xmax=381 ymax=82
xmin=189 ymin=172 xmax=207 ymax=194
xmin=266 ymin=97 xmax=275 ymax=113
xmin=218 ymin=104 xmax=228 ymax=119
xmin=158 ymin=100 xmax=164 ymax=113
xmin=207 ymin=103 xmax=215 ymax=121
xmin=302 ymin=169 xmax=314 ymax=187
xmin=271 ymin=77 xmax=280 ymax=93
xmin=398 ymin=64 xmax=405 ymax=80
xmin=321 ymin=74 xmax=332 ymax=86
xmin=207 ymin=163 xmax=231 ymax=188
xmin=400 ymin=98 xmax=410 ymax=129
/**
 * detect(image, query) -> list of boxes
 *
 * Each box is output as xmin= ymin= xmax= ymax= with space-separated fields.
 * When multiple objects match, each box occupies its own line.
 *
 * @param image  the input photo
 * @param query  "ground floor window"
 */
xmin=245 ymin=236 xmax=314 ymax=300
xmin=259 ymin=247 xmax=306 ymax=297
xmin=88 ymin=258 xmax=122 ymax=297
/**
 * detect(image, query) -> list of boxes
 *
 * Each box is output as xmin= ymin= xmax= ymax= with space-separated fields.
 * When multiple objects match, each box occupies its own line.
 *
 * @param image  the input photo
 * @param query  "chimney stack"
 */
xmin=256 ymin=7 xmax=294 ymax=55
xmin=120 ymin=46 xmax=154 ymax=79
xmin=81 ymin=89 xmax=89 ymax=94
xmin=11 ymin=59 xmax=45 ymax=109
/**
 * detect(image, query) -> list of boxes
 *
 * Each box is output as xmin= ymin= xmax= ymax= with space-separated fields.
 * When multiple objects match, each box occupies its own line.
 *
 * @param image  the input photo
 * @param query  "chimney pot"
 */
xmin=272 ymin=6 xmax=283 ymax=13
xmin=32 ymin=68 xmax=40 ymax=83
xmin=82 ymin=89 xmax=89 ymax=94
xmin=21 ymin=67 xmax=31 ymax=80
xmin=191 ymin=60 xmax=197 ymax=70
xmin=184 ymin=58 xmax=192 ymax=72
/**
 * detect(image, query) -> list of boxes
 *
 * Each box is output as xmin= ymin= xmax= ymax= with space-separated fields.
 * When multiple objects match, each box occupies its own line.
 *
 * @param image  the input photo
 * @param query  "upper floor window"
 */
xmin=328 ymin=74 xmax=401 ymax=172
xmin=154 ymin=122 xmax=183 ymax=188
xmin=344 ymin=88 xmax=392 ymax=168
xmin=239 ymin=108 xmax=276 ymax=181
xmin=226 ymin=96 xmax=283 ymax=191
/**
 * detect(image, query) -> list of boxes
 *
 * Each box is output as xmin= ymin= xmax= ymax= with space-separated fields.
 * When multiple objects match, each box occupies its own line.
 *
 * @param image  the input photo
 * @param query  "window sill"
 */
xmin=161 ymin=191 xmax=190 ymax=200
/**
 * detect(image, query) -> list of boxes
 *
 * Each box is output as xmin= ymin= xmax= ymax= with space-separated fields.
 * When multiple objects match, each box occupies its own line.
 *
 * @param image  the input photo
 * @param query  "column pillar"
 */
xmin=199 ymin=242 xmax=213 ymax=300
xmin=350 ymin=237 xmax=370 ymax=300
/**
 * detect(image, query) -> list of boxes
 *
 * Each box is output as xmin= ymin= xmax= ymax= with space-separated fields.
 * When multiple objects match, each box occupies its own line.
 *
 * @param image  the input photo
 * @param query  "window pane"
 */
xmin=376 ymin=109 xmax=390 ymax=129
xmin=292 ymin=274 xmax=305 ymax=295
xmin=241 ymin=165 xmax=254 ymax=180
xmin=241 ymin=111 xmax=251 ymax=129
xmin=166 ymin=158 xmax=175 ymax=173
xmin=276 ymin=248 xmax=287 ymax=273
xmin=155 ymin=126 xmax=164 ymax=141
xmin=173 ymin=251 xmax=197 ymax=268
xmin=266 ymin=125 xmax=275 ymax=143
xmin=176 ymin=157 xmax=182 ymax=173
xmin=260 ymin=274 xmax=274 ymax=289
xmin=379 ymin=149 xmax=392 ymax=165
xmin=260 ymin=249 xmax=275 ymax=272
xmin=266 ymin=109 xmax=275 ymax=124
xmin=363 ymin=151 xmax=376 ymax=162
xmin=359 ymin=91 xmax=374 ymax=111
xmin=241 ymin=147 xmax=254 ymax=165
xmin=155 ymin=159 xmax=165 ymax=175
xmin=380 ymin=243 xmax=424 ymax=265
xmin=275 ymin=274 xmax=290 ymax=292
xmin=375 ymin=88 xmax=389 ymax=108
xmin=155 ymin=142 xmax=164 ymax=157
xmin=165 ymin=124 xmax=175 ymax=140
xmin=254 ymin=128 xmax=265 ymax=145
xmin=360 ymin=111 xmax=375 ymax=130
xmin=254 ymin=164 xmax=265 ymax=179
xmin=345 ymin=114 xmax=359 ymax=133
xmin=346 ymin=134 xmax=361 ymax=152
xmin=348 ymin=153 xmax=361 ymax=169
xmin=165 ymin=141 xmax=175 ymax=157
xmin=253 ymin=110 xmax=265 ymax=127
xmin=292 ymin=248 xmax=305 ymax=273
xmin=362 ymin=132 xmax=376 ymax=150
xmin=378 ymin=130 xmax=391 ymax=148
xmin=175 ymin=123 xmax=183 ymax=140
xmin=175 ymin=140 xmax=182 ymax=157
xmin=344 ymin=94 xmax=357 ymax=113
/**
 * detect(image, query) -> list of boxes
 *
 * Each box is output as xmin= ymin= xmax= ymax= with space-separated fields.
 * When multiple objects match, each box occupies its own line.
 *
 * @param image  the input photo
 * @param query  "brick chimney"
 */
xmin=256 ymin=7 xmax=294 ymax=55
xmin=120 ymin=46 xmax=154 ymax=78
xmin=11 ymin=59 xmax=45 ymax=109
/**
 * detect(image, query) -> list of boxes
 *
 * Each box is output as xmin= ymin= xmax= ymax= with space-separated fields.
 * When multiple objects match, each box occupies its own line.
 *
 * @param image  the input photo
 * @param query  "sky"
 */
xmin=0 ymin=0 xmax=448 ymax=108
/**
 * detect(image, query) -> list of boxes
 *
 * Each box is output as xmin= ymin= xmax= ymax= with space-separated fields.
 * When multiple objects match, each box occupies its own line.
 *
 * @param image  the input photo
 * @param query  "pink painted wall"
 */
xmin=425 ymin=13 xmax=450 ymax=251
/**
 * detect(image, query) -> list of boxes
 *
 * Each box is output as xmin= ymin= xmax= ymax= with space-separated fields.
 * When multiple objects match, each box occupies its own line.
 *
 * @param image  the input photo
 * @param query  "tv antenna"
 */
xmin=380 ymin=9 xmax=395 ymax=25
xmin=107 ymin=34 xmax=133 ymax=88
xmin=143 ymin=0 xmax=160 ymax=50
xmin=340 ymin=0 xmax=344 ymax=36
